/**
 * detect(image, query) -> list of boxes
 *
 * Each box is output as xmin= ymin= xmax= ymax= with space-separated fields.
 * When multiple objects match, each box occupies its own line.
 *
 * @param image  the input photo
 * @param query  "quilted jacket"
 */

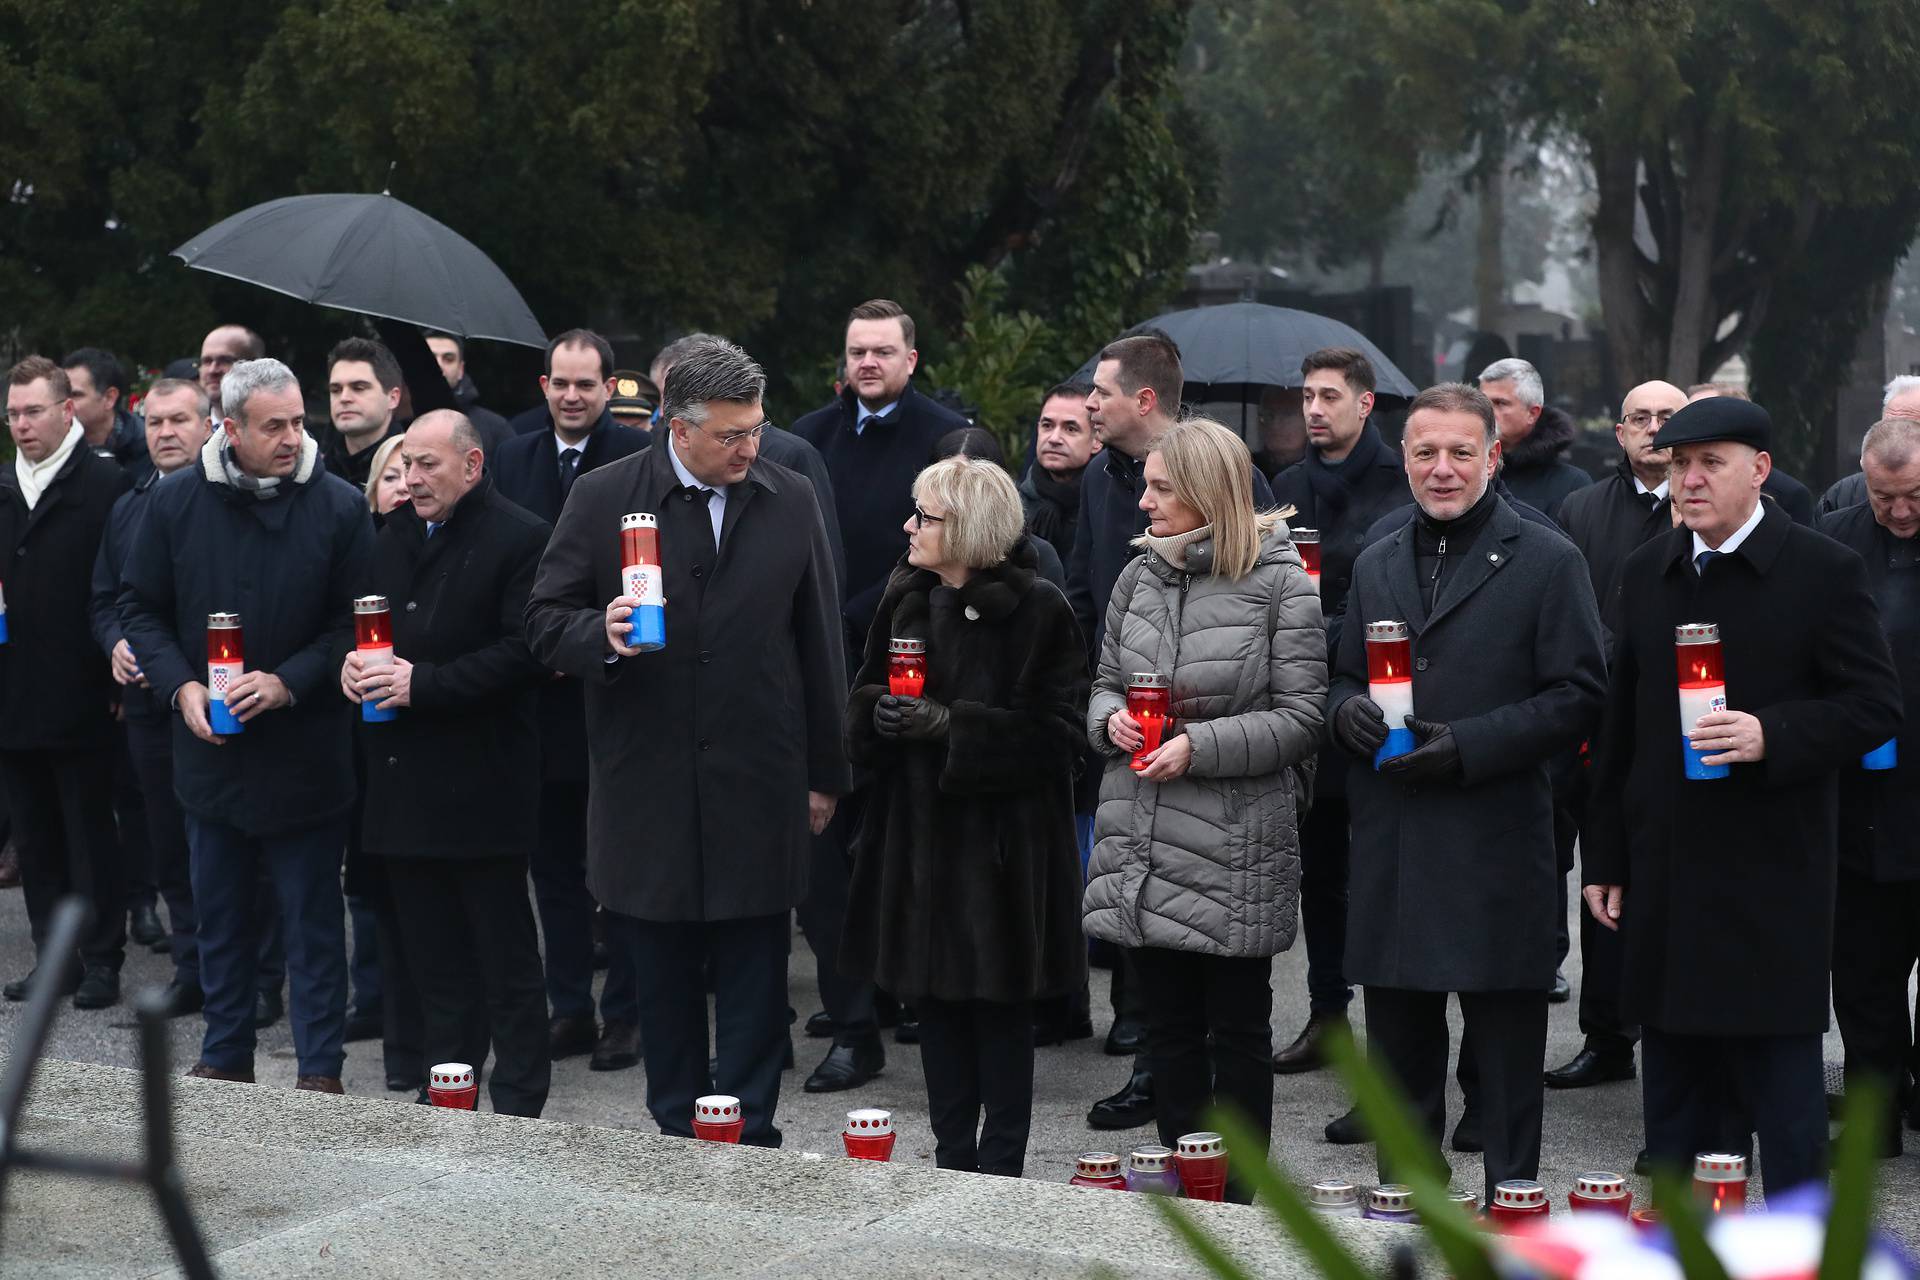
xmin=1083 ymin=523 xmax=1327 ymax=957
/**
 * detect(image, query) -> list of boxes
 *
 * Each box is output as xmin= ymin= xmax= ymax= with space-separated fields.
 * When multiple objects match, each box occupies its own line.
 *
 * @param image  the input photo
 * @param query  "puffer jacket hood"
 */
xmin=1082 ymin=522 xmax=1328 ymax=958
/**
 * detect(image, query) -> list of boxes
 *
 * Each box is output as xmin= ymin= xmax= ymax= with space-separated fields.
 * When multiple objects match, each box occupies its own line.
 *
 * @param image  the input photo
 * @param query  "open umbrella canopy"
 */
xmin=1075 ymin=302 xmax=1419 ymax=400
xmin=172 ymin=193 xmax=546 ymax=349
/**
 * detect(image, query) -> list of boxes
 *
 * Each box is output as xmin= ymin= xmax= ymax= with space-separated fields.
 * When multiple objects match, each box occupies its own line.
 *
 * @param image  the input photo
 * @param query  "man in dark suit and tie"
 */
xmin=526 ymin=336 xmax=849 ymax=1146
xmin=491 ymin=329 xmax=647 ymax=1071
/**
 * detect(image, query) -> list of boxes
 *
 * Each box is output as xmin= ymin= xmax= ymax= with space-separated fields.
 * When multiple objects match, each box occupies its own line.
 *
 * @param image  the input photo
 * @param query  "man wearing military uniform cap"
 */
xmin=1585 ymin=393 xmax=1901 ymax=1194
xmin=608 ymin=371 xmax=658 ymax=430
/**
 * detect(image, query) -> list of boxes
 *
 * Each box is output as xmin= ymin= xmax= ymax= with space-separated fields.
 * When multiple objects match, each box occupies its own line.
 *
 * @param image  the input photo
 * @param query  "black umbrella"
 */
xmin=172 ymin=193 xmax=546 ymax=349
xmin=1074 ymin=302 xmax=1419 ymax=399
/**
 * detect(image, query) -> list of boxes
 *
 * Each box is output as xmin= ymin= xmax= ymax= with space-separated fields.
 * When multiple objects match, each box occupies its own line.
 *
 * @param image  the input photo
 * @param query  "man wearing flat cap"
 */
xmin=1585 ymin=394 xmax=1902 ymax=1195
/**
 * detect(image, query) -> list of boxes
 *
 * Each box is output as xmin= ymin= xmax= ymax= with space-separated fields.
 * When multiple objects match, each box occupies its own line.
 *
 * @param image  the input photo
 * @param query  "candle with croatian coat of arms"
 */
xmin=206 ymin=613 xmax=245 ymax=735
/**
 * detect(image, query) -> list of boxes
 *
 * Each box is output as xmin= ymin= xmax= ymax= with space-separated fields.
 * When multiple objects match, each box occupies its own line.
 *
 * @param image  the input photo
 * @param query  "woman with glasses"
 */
xmin=1083 ymin=417 xmax=1326 ymax=1196
xmin=841 ymin=455 xmax=1088 ymax=1177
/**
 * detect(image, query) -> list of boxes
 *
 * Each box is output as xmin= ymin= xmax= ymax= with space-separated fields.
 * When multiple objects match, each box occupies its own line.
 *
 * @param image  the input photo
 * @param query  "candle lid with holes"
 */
xmin=694 ymin=1094 xmax=741 ymax=1122
xmin=1675 ymin=622 xmax=1720 ymax=645
xmin=1365 ymin=620 xmax=1409 ymax=642
xmin=621 ymin=512 xmax=657 ymax=531
xmin=1128 ymin=672 xmax=1169 ymax=689
xmin=1447 ymin=1188 xmax=1478 ymax=1210
xmin=208 ymin=612 xmax=241 ymax=628
xmin=1291 ymin=527 xmax=1320 ymax=543
xmin=429 ymin=1062 xmax=474 ymax=1088
xmin=1576 ymin=1172 xmax=1629 ymax=1198
xmin=1693 ymin=1152 xmax=1746 ymax=1181
xmin=1493 ymin=1179 xmax=1547 ymax=1208
xmin=1075 ymin=1151 xmax=1122 ymax=1179
xmin=1128 ymin=1144 xmax=1172 ymax=1173
xmin=1368 ymin=1184 xmax=1413 ymax=1212
xmin=1308 ymin=1179 xmax=1358 ymax=1208
xmin=353 ymin=595 xmax=390 ymax=614
xmin=887 ymin=638 xmax=926 ymax=655
xmin=1175 ymin=1132 xmax=1224 ymax=1158
xmin=844 ymin=1107 xmax=891 ymax=1135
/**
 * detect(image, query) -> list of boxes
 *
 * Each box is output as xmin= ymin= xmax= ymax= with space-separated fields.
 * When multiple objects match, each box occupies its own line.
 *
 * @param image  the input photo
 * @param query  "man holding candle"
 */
xmin=342 ymin=410 xmax=553 ymax=1117
xmin=527 ymin=336 xmax=849 ymax=1147
xmin=118 ymin=357 xmax=374 ymax=1092
xmin=1329 ymin=382 xmax=1606 ymax=1206
xmin=1267 ymin=347 xmax=1410 ymax=1083
xmin=1585 ymin=395 xmax=1901 ymax=1194
xmin=1821 ymin=416 xmax=1920 ymax=1153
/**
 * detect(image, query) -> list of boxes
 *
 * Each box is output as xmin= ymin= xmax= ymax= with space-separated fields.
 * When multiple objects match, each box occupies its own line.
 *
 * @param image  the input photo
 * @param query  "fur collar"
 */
xmin=1504 ymin=404 xmax=1577 ymax=471
xmin=199 ymin=425 xmax=320 ymax=490
xmin=885 ymin=537 xmax=1041 ymax=633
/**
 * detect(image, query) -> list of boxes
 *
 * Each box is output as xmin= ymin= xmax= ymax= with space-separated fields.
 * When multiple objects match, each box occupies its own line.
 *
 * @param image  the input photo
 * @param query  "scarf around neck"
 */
xmin=1140 ymin=523 xmax=1213 ymax=570
xmin=14 ymin=422 xmax=84 ymax=510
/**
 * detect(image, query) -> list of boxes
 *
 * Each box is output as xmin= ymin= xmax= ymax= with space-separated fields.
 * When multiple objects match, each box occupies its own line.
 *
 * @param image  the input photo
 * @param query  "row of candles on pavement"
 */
xmin=172 ymin=518 xmax=1898 ymax=773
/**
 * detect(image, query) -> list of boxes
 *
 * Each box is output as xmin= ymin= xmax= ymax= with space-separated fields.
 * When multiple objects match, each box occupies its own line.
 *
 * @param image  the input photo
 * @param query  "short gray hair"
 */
xmin=1883 ymin=374 xmax=1920 ymax=413
xmin=1478 ymin=357 xmax=1543 ymax=408
xmin=145 ymin=377 xmax=210 ymax=419
xmin=1862 ymin=417 xmax=1920 ymax=470
xmin=222 ymin=357 xmax=299 ymax=426
xmin=661 ymin=337 xmax=765 ymax=428
xmin=912 ymin=456 xmax=1024 ymax=569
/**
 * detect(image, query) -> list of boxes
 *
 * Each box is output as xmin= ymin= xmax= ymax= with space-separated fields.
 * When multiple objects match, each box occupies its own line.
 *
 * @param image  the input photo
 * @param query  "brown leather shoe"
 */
xmin=186 ymin=1062 xmax=254 ymax=1083
xmin=295 ymin=1075 xmax=345 ymax=1094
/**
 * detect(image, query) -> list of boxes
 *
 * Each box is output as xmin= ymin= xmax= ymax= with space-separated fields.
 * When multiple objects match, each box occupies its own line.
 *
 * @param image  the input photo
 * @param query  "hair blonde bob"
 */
xmin=911 ymin=455 xmax=1025 ymax=570
xmin=363 ymin=434 xmax=407 ymax=513
xmin=1135 ymin=417 xmax=1291 ymax=579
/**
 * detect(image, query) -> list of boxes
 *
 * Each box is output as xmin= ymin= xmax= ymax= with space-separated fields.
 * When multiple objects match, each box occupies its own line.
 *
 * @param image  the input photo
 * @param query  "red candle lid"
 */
xmin=1693 ymin=1152 xmax=1747 ymax=1180
xmin=1576 ymin=1173 xmax=1628 ymax=1197
xmin=1175 ymin=1131 xmax=1224 ymax=1158
xmin=1493 ymin=1179 xmax=1547 ymax=1208
xmin=1128 ymin=672 xmax=1169 ymax=689
xmin=429 ymin=1062 xmax=474 ymax=1088
xmin=1075 ymin=1151 xmax=1122 ymax=1178
xmin=1365 ymin=620 xmax=1409 ymax=642
xmin=1675 ymin=622 xmax=1720 ymax=645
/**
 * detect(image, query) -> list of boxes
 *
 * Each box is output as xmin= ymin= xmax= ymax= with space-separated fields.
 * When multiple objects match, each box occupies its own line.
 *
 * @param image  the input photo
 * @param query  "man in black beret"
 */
xmin=1584 ymin=394 xmax=1901 ymax=1195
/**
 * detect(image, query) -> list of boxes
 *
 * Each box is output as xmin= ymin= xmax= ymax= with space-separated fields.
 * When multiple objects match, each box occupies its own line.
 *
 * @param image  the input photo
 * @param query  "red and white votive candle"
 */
xmin=1127 ymin=673 xmax=1171 ymax=772
xmin=842 ymin=1107 xmax=895 ymax=1161
xmin=887 ymin=639 xmax=926 ymax=698
xmin=692 ymin=1094 xmax=743 ymax=1143
xmin=1292 ymin=528 xmax=1321 ymax=596
xmin=426 ymin=1062 xmax=477 ymax=1110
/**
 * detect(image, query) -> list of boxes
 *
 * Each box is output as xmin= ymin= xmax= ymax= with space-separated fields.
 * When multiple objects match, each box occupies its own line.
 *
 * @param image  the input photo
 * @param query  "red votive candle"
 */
xmin=692 ymin=1094 xmax=743 ymax=1143
xmin=426 ymin=1062 xmax=477 ymax=1110
xmin=887 ymin=639 xmax=926 ymax=698
xmin=842 ymin=1108 xmax=895 ymax=1161
xmin=1127 ymin=673 xmax=1171 ymax=772
xmin=1693 ymin=1152 xmax=1747 ymax=1215
xmin=1293 ymin=528 xmax=1321 ymax=595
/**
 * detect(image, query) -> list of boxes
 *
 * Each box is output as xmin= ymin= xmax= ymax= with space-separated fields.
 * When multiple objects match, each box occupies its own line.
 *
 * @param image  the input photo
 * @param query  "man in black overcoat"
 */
xmin=1267 ymin=347 xmax=1410 ymax=1084
xmin=492 ymin=329 xmax=648 ymax=1072
xmin=1329 ymin=383 xmax=1606 ymax=1206
xmin=1585 ymin=396 xmax=1901 ymax=1195
xmin=527 ymin=337 xmax=850 ymax=1147
xmin=345 ymin=411 xmax=553 ymax=1117
xmin=1544 ymin=378 xmax=1689 ymax=1094
xmin=0 ymin=356 xmax=131 ymax=1007
xmin=1819 ymin=416 xmax=1920 ymax=1153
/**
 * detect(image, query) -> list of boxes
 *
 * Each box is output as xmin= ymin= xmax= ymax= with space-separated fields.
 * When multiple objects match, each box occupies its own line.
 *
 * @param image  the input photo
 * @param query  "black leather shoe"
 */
xmin=73 ymin=967 xmax=120 ymax=1010
xmin=129 ymin=902 xmax=165 ymax=948
xmin=1104 ymin=1018 xmax=1146 ymax=1056
xmin=1633 ymin=1147 xmax=1651 ymax=1176
xmin=1451 ymin=1111 xmax=1483 ymax=1153
xmin=784 ymin=1036 xmax=796 ymax=1071
xmin=4 ymin=965 xmax=80 ymax=1002
xmin=1549 ymin=970 xmax=1571 ymax=1003
xmin=1087 ymin=1069 xmax=1155 ymax=1129
xmin=1033 ymin=1013 xmax=1095 ymax=1047
xmin=1273 ymin=1011 xmax=1348 ymax=1074
xmin=1544 ymin=1047 xmax=1636 ymax=1089
xmin=805 ymin=1010 xmax=837 ymax=1039
xmin=344 ymin=1008 xmax=383 ymax=1042
xmin=253 ymin=988 xmax=283 ymax=1028
xmin=803 ymin=1041 xmax=884 ymax=1093
xmin=589 ymin=1019 xmax=641 ymax=1071
xmin=390 ymin=1074 xmax=424 ymax=1093
xmin=160 ymin=980 xmax=204 ymax=1017
xmin=893 ymin=1006 xmax=919 ymax=1045
xmin=549 ymin=1014 xmax=598 ymax=1059
xmin=1323 ymin=1107 xmax=1369 ymax=1145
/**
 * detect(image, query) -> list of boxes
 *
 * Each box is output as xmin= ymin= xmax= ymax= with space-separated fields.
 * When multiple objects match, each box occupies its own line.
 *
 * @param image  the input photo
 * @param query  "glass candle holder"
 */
xmin=887 ymin=638 xmax=927 ymax=698
xmin=1127 ymin=673 xmax=1171 ymax=772
xmin=1365 ymin=620 xmax=1415 ymax=768
xmin=620 ymin=513 xmax=666 ymax=651
xmin=1675 ymin=623 xmax=1729 ymax=780
xmin=206 ymin=612 xmax=245 ymax=735
xmin=353 ymin=595 xmax=396 ymax=724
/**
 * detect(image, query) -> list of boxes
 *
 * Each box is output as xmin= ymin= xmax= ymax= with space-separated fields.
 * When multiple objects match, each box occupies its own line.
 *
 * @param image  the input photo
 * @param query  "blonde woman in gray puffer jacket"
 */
xmin=1084 ymin=416 xmax=1327 ymax=1186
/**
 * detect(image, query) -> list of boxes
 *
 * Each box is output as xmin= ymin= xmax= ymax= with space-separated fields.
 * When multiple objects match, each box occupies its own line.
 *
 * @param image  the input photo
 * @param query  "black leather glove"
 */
xmin=874 ymin=693 xmax=950 ymax=741
xmin=1332 ymin=695 xmax=1390 ymax=758
xmin=1379 ymin=717 xmax=1461 ymax=783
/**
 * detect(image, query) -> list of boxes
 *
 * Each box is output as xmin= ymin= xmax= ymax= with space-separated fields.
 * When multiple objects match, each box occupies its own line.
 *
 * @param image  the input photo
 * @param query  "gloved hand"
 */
xmin=1379 ymin=717 xmax=1461 ymax=783
xmin=1332 ymin=695 xmax=1390 ymax=758
xmin=874 ymin=693 xmax=950 ymax=741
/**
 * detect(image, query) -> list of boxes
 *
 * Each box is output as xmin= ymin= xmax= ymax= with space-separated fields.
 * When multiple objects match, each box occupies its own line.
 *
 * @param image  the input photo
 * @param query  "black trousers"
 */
xmin=1642 ymin=1026 xmax=1827 ymax=1196
xmin=387 ymin=855 xmax=549 ymax=1117
xmin=530 ymin=778 xmax=637 ymax=1025
xmin=1366 ymin=986 xmax=1546 ymax=1206
xmin=917 ymin=996 xmax=1034 ymax=1176
xmin=125 ymin=715 xmax=197 ymax=986
xmin=623 ymin=911 xmax=788 ymax=1147
xmin=1832 ymin=867 xmax=1920 ymax=1122
xmin=1298 ymin=795 xmax=1353 ymax=1016
xmin=1133 ymin=947 xmax=1272 ymax=1202
xmin=112 ymin=724 xmax=153 ymax=910
xmin=795 ymin=794 xmax=877 ymax=1044
xmin=356 ymin=863 xmax=425 ymax=1086
xmin=0 ymin=747 xmax=125 ymax=973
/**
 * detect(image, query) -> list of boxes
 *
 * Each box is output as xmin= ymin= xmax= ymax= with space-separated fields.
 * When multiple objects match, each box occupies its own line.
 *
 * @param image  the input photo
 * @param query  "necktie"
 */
xmin=1695 ymin=549 xmax=1718 ymax=577
xmin=557 ymin=448 xmax=581 ymax=499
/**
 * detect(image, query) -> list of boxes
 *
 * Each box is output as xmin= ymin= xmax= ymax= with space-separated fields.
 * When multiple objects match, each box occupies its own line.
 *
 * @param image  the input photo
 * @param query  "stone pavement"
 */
xmin=0 ymin=886 xmax=1916 ymax=1274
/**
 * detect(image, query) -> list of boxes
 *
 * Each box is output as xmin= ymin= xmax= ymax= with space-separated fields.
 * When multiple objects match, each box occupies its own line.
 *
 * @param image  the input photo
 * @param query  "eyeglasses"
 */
xmin=696 ymin=421 xmax=769 ymax=449
xmin=1624 ymin=409 xmax=1679 ymax=429
xmin=3 ymin=403 xmax=54 ymax=424
xmin=911 ymin=505 xmax=947 ymax=529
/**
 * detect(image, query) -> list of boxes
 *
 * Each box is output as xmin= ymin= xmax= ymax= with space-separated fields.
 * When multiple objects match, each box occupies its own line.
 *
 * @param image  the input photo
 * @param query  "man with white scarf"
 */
xmin=0 ymin=356 xmax=132 ymax=1008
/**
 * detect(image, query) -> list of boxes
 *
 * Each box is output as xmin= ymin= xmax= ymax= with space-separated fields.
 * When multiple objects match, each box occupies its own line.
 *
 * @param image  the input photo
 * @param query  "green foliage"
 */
xmin=919 ymin=266 xmax=1062 ymax=469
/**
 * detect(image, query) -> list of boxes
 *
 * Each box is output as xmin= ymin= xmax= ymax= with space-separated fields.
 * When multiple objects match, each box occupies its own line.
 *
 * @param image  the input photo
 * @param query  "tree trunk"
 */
xmin=1473 ymin=128 xmax=1507 ymax=337
xmin=1664 ymin=119 xmax=1728 ymax=385
xmin=1586 ymin=131 xmax=1662 ymax=391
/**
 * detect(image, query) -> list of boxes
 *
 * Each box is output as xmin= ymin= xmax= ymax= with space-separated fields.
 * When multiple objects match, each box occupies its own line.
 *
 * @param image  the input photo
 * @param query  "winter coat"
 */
xmin=1585 ymin=504 xmax=1901 ymax=1035
xmin=1020 ymin=465 xmax=1084 ymax=561
xmin=1332 ymin=495 xmax=1606 ymax=992
xmin=1761 ymin=468 xmax=1815 ymax=526
xmin=96 ymin=406 xmax=154 ymax=485
xmin=1083 ymin=524 xmax=1327 ymax=958
xmin=840 ymin=540 xmax=1089 ymax=1003
xmin=525 ymin=439 xmax=850 ymax=922
xmin=90 ymin=471 xmax=169 ymax=724
xmin=1555 ymin=460 xmax=1671 ymax=631
xmin=118 ymin=433 xmax=373 ymax=836
xmin=448 ymin=374 xmax=513 ymax=457
xmin=356 ymin=477 xmax=551 ymax=860
xmin=791 ymin=383 xmax=969 ymax=645
xmin=1820 ymin=503 xmax=1920 ymax=882
xmin=1823 ymin=472 xmax=1868 ymax=517
xmin=1501 ymin=406 xmax=1592 ymax=520
xmin=0 ymin=445 xmax=130 ymax=751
